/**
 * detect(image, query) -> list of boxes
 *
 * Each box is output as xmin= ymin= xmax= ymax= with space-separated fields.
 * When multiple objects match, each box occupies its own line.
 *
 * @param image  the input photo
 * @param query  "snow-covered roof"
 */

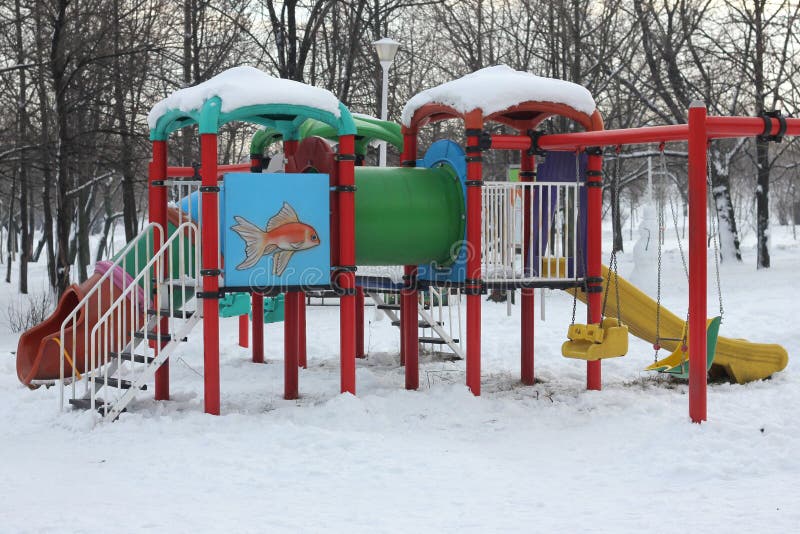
xmin=148 ymin=66 xmax=343 ymax=129
xmin=401 ymin=65 xmax=596 ymax=127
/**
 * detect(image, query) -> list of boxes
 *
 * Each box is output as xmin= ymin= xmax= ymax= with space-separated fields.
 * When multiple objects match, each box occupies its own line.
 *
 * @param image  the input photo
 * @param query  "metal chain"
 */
xmin=570 ymin=149 xmax=582 ymax=325
xmin=707 ymin=157 xmax=725 ymax=323
xmin=654 ymin=152 xmax=666 ymax=359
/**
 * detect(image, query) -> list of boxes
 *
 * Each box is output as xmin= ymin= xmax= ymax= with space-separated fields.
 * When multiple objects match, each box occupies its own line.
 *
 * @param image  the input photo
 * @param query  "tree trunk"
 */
xmin=15 ymin=0 xmax=29 ymax=293
xmin=51 ymin=0 xmax=73 ymax=295
xmin=755 ymin=140 xmax=770 ymax=268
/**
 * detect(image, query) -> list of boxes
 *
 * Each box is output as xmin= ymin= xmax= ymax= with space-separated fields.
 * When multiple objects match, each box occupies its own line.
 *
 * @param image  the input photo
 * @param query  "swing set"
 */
xmin=563 ymin=145 xmax=725 ymax=378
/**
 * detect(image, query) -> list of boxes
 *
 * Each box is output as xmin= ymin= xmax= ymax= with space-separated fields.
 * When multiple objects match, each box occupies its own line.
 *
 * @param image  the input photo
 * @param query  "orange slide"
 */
xmin=16 ymin=273 xmax=142 ymax=387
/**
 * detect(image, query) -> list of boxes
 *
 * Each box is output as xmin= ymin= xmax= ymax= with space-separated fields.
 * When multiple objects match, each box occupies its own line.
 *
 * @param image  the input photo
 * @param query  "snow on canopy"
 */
xmin=401 ymin=65 xmax=596 ymax=127
xmin=147 ymin=66 xmax=342 ymax=129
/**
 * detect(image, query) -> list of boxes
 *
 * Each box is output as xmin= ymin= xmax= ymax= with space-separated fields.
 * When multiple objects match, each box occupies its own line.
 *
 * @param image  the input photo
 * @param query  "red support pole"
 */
xmin=298 ymin=296 xmax=307 ymax=369
xmin=403 ymin=266 xmax=419 ymax=390
xmin=586 ymin=148 xmax=604 ymax=390
xmin=284 ymin=291 xmax=299 ymax=399
xmin=355 ymin=287 xmax=365 ymax=358
xmin=249 ymin=154 xmax=264 ymax=365
xmin=465 ymin=111 xmax=483 ymax=396
xmin=252 ymin=293 xmax=264 ymax=363
xmin=150 ymin=141 xmax=170 ymax=401
xmin=399 ymin=128 xmax=418 ymax=371
xmin=282 ymin=139 xmax=302 ymax=396
xmin=688 ymin=102 xmax=708 ymax=423
xmin=520 ymin=151 xmax=535 ymax=385
xmin=238 ymin=314 xmax=249 ymax=348
xmin=338 ymin=134 xmax=357 ymax=394
xmin=200 ymin=133 xmax=221 ymax=415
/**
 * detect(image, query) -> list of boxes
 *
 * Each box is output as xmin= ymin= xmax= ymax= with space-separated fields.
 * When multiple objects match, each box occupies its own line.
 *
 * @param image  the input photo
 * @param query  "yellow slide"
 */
xmin=569 ymin=265 xmax=788 ymax=384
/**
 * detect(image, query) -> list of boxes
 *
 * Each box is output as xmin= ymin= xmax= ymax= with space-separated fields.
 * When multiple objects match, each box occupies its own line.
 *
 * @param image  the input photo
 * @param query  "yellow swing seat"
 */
xmin=562 ymin=317 xmax=629 ymax=361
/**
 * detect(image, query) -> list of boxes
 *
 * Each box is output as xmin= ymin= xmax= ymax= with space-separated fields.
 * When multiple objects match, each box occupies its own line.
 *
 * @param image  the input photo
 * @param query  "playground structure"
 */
xmin=15 ymin=65 xmax=794 ymax=423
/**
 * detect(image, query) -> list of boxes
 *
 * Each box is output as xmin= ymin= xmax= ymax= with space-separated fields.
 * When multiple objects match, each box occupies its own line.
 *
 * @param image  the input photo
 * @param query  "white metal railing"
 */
xmin=77 ymin=222 xmax=200 ymax=418
xmin=482 ymin=181 xmax=584 ymax=283
xmin=57 ymin=223 xmax=163 ymax=407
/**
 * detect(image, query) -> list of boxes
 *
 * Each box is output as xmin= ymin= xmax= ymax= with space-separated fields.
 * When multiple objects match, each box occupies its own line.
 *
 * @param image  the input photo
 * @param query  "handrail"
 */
xmin=58 ymin=222 xmax=164 ymax=410
xmin=87 ymin=222 xmax=200 ymax=414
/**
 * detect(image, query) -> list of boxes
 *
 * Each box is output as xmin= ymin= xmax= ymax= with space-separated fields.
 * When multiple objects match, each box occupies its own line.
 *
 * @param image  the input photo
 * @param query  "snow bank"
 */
xmin=148 ymin=66 xmax=342 ymax=129
xmin=401 ymin=65 xmax=596 ymax=126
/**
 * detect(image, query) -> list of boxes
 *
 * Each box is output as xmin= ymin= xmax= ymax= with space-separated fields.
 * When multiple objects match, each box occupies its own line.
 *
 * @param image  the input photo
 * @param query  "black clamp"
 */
xmin=585 ymin=146 xmax=603 ymax=156
xmin=335 ymin=154 xmax=357 ymax=161
xmin=518 ymin=170 xmax=536 ymax=179
xmin=586 ymin=170 xmax=602 ymax=177
xmin=333 ymin=265 xmax=357 ymax=272
xmin=586 ymin=181 xmax=603 ymax=188
xmin=150 ymin=180 xmax=165 ymax=187
xmin=197 ymin=289 xmax=224 ymax=299
xmin=465 ymin=155 xmax=483 ymax=163
xmin=463 ymin=278 xmax=486 ymax=295
xmin=401 ymin=160 xmax=416 ymax=167
xmin=526 ymin=129 xmax=547 ymax=157
xmin=200 ymin=185 xmax=220 ymax=193
xmin=200 ymin=268 xmax=221 ymax=277
xmin=759 ymin=110 xmax=788 ymax=143
xmin=192 ymin=162 xmax=202 ymax=179
xmin=465 ymin=128 xmax=483 ymax=137
xmin=465 ymin=180 xmax=483 ymax=188
xmin=586 ymin=277 xmax=604 ymax=284
xmin=333 ymin=185 xmax=357 ymax=193
xmin=585 ymin=285 xmax=603 ymax=294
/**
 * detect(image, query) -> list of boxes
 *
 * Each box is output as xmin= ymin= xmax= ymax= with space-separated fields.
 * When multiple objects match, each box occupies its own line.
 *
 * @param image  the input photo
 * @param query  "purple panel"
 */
xmin=530 ymin=152 xmax=588 ymax=278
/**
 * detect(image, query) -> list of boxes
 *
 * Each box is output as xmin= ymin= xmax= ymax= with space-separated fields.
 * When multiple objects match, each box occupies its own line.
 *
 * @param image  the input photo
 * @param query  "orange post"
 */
xmin=150 ymin=140 xmax=169 ymax=401
xmin=338 ymin=134 xmax=357 ymax=394
xmin=520 ymin=151 xmax=535 ymax=385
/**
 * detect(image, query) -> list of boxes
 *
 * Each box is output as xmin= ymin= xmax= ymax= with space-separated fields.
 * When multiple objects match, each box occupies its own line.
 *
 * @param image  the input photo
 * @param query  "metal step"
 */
xmin=134 ymin=331 xmax=173 ymax=342
xmin=89 ymin=376 xmax=147 ymax=390
xmin=111 ymin=351 xmax=156 ymax=365
xmin=391 ymin=320 xmax=444 ymax=328
xmin=147 ymin=308 xmax=195 ymax=319
xmin=419 ymin=336 xmax=459 ymax=345
xmin=69 ymin=398 xmax=128 ymax=417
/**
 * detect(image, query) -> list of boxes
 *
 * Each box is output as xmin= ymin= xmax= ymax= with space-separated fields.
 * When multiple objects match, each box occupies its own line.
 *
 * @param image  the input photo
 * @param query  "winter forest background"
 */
xmin=0 ymin=0 xmax=798 ymax=307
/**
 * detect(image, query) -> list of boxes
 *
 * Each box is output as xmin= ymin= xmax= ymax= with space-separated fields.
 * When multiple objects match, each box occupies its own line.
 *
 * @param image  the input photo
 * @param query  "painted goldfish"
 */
xmin=231 ymin=202 xmax=320 ymax=275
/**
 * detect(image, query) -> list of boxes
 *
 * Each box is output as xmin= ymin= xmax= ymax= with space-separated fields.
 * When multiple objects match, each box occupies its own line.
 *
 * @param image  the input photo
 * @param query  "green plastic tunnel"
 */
xmin=354 ymin=165 xmax=464 ymax=266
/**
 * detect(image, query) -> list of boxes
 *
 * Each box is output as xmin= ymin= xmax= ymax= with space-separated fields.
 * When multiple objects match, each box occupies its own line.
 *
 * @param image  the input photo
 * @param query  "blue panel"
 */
xmin=222 ymin=173 xmax=330 ymax=288
xmin=416 ymin=140 xmax=468 ymax=284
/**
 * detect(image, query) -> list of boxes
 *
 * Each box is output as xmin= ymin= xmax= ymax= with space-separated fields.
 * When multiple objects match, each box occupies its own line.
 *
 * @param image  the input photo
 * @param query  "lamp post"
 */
xmin=373 ymin=37 xmax=400 ymax=166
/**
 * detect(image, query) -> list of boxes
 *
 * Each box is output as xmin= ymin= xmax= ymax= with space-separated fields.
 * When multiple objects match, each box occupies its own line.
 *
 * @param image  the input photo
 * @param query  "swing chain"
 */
xmin=707 ymin=156 xmax=725 ymax=322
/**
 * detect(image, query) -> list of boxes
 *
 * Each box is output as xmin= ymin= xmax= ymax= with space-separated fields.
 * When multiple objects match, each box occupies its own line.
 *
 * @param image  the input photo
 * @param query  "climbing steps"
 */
xmin=60 ymin=221 xmax=202 ymax=421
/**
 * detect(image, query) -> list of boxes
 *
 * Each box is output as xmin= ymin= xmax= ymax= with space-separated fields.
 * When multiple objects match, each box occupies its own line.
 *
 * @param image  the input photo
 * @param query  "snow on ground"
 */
xmin=1 ymin=224 xmax=798 ymax=533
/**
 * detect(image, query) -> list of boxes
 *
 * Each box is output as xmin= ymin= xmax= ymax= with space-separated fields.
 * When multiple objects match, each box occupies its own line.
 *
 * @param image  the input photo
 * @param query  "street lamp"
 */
xmin=373 ymin=37 xmax=401 ymax=166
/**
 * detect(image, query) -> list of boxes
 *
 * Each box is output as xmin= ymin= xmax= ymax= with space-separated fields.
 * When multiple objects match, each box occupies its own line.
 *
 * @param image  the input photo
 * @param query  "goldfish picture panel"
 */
xmin=223 ymin=173 xmax=331 ymax=289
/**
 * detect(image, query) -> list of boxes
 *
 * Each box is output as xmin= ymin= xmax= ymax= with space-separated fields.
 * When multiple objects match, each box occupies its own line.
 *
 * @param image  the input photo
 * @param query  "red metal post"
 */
xmin=200 ymin=133 xmax=221 ymax=415
xmin=465 ymin=111 xmax=483 ymax=396
xmin=299 ymin=296 xmax=307 ymax=369
xmin=282 ymin=140 xmax=301 ymax=397
xmin=338 ymin=134 xmax=357 ymax=394
xmin=403 ymin=265 xmax=419 ymax=390
xmin=284 ymin=291 xmax=299 ymax=399
xmin=355 ymin=287 xmax=365 ymax=358
xmin=252 ymin=293 xmax=264 ymax=363
xmin=399 ymin=129 xmax=418 ymax=369
xmin=586 ymin=148 xmax=604 ymax=390
xmin=688 ymin=102 xmax=708 ymax=423
xmin=520 ymin=151 xmax=535 ymax=385
xmin=238 ymin=314 xmax=249 ymax=348
xmin=249 ymin=154 xmax=265 ymax=364
xmin=150 ymin=141 xmax=170 ymax=401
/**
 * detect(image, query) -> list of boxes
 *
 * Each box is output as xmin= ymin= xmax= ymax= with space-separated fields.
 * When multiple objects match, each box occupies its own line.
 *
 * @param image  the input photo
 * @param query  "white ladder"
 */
xmin=60 ymin=222 xmax=202 ymax=420
xmin=367 ymin=288 xmax=464 ymax=360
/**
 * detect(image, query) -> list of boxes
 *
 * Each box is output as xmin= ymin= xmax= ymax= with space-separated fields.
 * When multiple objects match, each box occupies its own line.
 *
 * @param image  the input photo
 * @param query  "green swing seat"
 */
xmin=645 ymin=317 xmax=721 ymax=378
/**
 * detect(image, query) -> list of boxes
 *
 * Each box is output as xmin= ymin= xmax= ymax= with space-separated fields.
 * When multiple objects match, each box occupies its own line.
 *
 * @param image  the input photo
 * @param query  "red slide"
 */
xmin=16 ymin=273 xmax=137 ymax=386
